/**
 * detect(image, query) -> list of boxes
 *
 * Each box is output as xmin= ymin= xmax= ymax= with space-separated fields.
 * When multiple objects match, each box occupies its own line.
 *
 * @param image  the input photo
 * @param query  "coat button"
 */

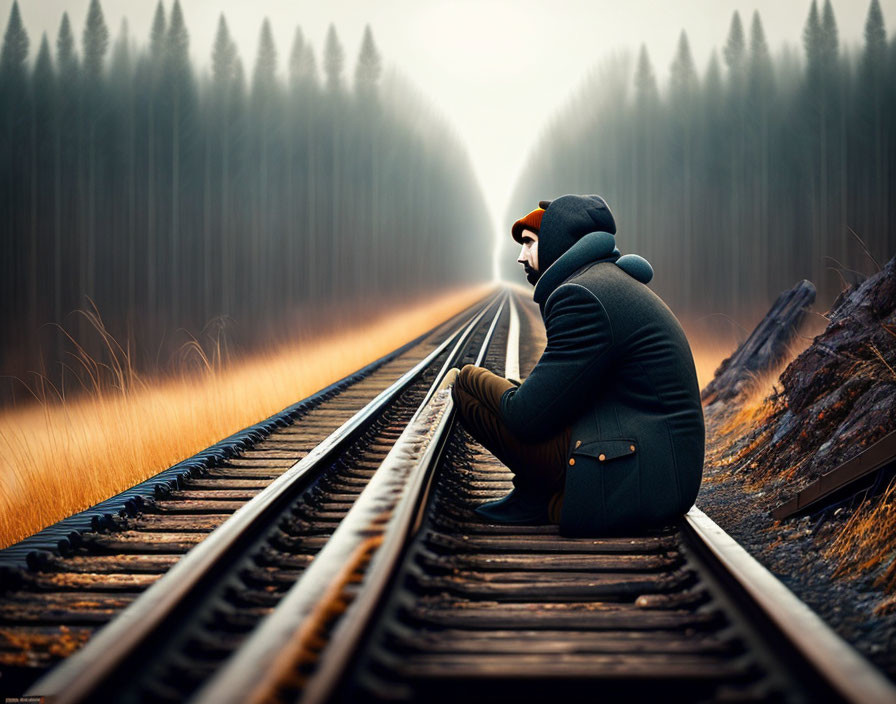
xmin=630 ymin=445 xmax=635 ymax=452
xmin=575 ymin=440 xmax=582 ymax=448
xmin=598 ymin=453 xmax=606 ymax=461
xmin=569 ymin=458 xmax=575 ymax=466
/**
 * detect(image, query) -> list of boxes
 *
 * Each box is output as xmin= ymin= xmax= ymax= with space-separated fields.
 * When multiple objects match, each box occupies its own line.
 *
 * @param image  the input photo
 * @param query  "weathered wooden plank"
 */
xmin=0 ymin=592 xmax=138 ymax=624
xmin=406 ymin=602 xmax=722 ymax=630
xmin=126 ymin=514 xmax=230 ymax=532
xmin=14 ymin=571 xmax=161 ymax=592
xmin=425 ymin=532 xmax=677 ymax=554
xmin=389 ymin=652 xmax=750 ymax=679
xmin=204 ymin=467 xmax=284 ymax=478
xmin=81 ymin=531 xmax=205 ymax=553
xmin=0 ymin=625 xmax=93 ymax=664
xmin=147 ymin=500 xmax=242 ymax=514
xmin=170 ymin=489 xmax=262 ymax=501
xmin=385 ymin=628 xmax=736 ymax=656
xmin=38 ymin=554 xmax=181 ymax=574
xmin=253 ymin=549 xmax=315 ymax=570
xmin=185 ymin=479 xmax=271 ymax=489
xmin=420 ymin=552 xmax=681 ymax=572
xmin=408 ymin=572 xmax=692 ymax=600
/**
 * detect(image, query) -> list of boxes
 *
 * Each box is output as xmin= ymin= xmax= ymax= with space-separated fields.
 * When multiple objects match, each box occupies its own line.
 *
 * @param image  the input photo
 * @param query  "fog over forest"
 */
xmin=1 ymin=0 xmax=895 ymax=406
xmin=0 ymin=1 xmax=492 ymax=404
xmin=505 ymin=0 xmax=896 ymax=326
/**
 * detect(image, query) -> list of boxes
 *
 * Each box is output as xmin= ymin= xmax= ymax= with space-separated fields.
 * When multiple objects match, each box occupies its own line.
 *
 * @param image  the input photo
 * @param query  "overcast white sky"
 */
xmin=7 ymin=0 xmax=894 ymax=240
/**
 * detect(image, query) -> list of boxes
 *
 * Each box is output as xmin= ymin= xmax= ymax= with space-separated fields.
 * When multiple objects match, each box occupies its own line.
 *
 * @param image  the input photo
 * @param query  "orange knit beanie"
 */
xmin=511 ymin=207 xmax=545 ymax=244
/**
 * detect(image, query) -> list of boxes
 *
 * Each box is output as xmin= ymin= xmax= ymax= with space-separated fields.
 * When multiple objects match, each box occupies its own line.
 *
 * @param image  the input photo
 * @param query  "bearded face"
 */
xmin=524 ymin=263 xmax=541 ymax=285
xmin=517 ymin=230 xmax=540 ymax=286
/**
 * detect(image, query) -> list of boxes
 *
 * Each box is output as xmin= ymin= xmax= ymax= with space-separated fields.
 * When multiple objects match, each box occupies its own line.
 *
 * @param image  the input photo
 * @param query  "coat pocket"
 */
xmin=559 ymin=438 xmax=641 ymax=536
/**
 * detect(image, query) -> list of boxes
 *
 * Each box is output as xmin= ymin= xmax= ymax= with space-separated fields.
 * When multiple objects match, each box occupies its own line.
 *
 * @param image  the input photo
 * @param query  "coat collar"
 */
xmin=533 ymin=231 xmax=620 ymax=307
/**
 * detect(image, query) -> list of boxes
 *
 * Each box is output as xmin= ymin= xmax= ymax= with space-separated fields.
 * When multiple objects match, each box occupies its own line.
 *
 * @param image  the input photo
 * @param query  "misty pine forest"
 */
xmin=2 ymin=0 xmax=895 ymax=404
xmin=0 ymin=1 xmax=492 ymax=403
xmin=505 ymin=1 xmax=896 ymax=322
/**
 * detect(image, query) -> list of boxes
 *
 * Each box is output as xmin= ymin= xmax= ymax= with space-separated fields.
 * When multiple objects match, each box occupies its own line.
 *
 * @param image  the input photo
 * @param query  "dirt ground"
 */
xmin=698 ymin=414 xmax=896 ymax=681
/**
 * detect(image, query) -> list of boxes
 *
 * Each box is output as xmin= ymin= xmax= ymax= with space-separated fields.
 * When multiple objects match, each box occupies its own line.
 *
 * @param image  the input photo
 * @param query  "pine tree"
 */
xmin=252 ymin=19 xmax=278 ymax=95
xmin=747 ymin=12 xmax=775 ymax=295
xmin=56 ymin=13 xmax=78 ymax=79
xmin=208 ymin=14 xmax=234 ymax=315
xmin=82 ymin=0 xmax=109 ymax=78
xmin=287 ymin=27 xmax=319 ymax=92
xmin=303 ymin=45 xmax=318 ymax=88
xmin=109 ymin=20 xmax=131 ymax=86
xmin=704 ymin=51 xmax=722 ymax=99
xmin=54 ymin=12 xmax=78 ymax=338
xmin=820 ymin=0 xmax=839 ymax=70
xmin=145 ymin=1 xmax=165 ymax=323
xmin=251 ymin=19 xmax=281 ymax=313
xmin=0 ymin=0 xmax=28 ymax=79
xmin=323 ymin=24 xmax=345 ymax=92
xmin=633 ymin=44 xmax=657 ymax=105
xmin=860 ymin=0 xmax=887 ymax=180
xmin=820 ymin=0 xmax=845 ymax=278
xmin=723 ymin=11 xmax=746 ymax=78
xmin=166 ymin=1 xmax=189 ymax=80
xmin=631 ymin=45 xmax=658 ymax=267
xmin=724 ymin=10 xmax=748 ymax=304
xmin=0 ymin=0 xmax=30 ymax=353
xmin=701 ymin=49 xmax=725 ymax=301
xmin=108 ymin=19 xmax=136 ymax=315
xmin=749 ymin=11 xmax=773 ymax=87
xmin=212 ymin=15 xmax=236 ymax=88
xmin=165 ymin=0 xmax=192 ymax=324
xmin=149 ymin=1 xmax=166 ymax=64
xmin=668 ymin=31 xmax=698 ymax=307
xmin=233 ymin=56 xmax=245 ymax=92
xmin=669 ymin=30 xmax=697 ymax=98
xmin=804 ymin=1 xmax=822 ymax=87
xmin=80 ymin=0 xmax=110 ymax=301
xmin=863 ymin=0 xmax=886 ymax=77
xmin=354 ymin=25 xmax=382 ymax=100
xmin=31 ymin=34 xmax=56 ymax=331
xmin=288 ymin=26 xmax=306 ymax=90
xmin=32 ymin=36 xmax=55 ymax=148
xmin=288 ymin=28 xmax=319 ymax=93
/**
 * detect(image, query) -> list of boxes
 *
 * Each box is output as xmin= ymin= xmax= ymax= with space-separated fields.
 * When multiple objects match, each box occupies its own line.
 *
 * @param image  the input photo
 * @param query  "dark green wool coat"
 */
xmin=500 ymin=223 xmax=705 ymax=537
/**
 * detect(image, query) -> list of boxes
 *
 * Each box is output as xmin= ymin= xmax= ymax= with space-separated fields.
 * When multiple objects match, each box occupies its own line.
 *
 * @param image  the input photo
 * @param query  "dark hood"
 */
xmin=538 ymin=194 xmax=617 ymax=273
xmin=533 ymin=231 xmax=655 ymax=310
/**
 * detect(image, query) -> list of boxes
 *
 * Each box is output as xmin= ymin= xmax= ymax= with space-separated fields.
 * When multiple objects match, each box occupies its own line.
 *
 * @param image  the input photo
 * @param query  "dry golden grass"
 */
xmin=699 ymin=322 xmax=820 ymax=477
xmin=0 ymin=285 xmax=493 ymax=549
xmin=825 ymin=479 xmax=896 ymax=602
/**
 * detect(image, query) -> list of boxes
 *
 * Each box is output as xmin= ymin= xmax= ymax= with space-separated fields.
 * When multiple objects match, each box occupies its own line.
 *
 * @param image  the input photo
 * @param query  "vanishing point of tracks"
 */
xmin=1 ymin=288 xmax=894 ymax=704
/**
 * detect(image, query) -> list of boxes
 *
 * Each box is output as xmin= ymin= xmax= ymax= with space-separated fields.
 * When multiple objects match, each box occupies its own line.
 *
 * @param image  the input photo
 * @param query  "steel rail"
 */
xmin=0 ymin=296 xmax=484 ymax=573
xmin=504 ymin=292 xmax=521 ymax=384
xmin=191 ymin=292 xmax=509 ymax=704
xmin=683 ymin=506 xmax=896 ymax=704
xmin=25 ymin=290 xmax=502 ymax=704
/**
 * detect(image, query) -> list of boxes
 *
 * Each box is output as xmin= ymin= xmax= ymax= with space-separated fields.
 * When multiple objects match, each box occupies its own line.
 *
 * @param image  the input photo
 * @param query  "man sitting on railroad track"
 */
xmin=446 ymin=194 xmax=705 ymax=536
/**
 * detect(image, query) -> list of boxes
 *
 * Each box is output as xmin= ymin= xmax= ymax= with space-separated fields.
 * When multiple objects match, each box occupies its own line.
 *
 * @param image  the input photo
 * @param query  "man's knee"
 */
xmin=456 ymin=364 xmax=477 ymax=392
xmin=451 ymin=365 xmax=476 ymax=406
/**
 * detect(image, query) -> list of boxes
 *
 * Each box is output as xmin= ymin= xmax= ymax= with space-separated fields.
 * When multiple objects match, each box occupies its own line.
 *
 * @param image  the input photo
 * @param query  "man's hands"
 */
xmin=435 ymin=367 xmax=460 ymax=393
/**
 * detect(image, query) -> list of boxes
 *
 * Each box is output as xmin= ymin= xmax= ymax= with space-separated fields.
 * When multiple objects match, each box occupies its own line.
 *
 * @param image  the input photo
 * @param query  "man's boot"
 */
xmin=474 ymin=485 xmax=550 ymax=524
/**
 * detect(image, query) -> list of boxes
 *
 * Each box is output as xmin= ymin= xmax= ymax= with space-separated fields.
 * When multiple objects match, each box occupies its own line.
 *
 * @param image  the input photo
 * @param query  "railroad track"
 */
xmin=0 ymin=290 xmax=500 ymax=699
xmin=3 ymin=287 xmax=895 ymax=703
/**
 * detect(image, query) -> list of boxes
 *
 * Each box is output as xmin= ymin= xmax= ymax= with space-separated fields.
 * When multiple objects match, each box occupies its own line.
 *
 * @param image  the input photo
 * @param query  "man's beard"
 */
xmin=524 ymin=264 xmax=540 ymax=285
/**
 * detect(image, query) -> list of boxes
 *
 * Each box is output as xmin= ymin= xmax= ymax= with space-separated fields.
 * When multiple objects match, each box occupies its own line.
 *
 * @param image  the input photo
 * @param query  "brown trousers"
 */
xmin=451 ymin=365 xmax=571 ymax=522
